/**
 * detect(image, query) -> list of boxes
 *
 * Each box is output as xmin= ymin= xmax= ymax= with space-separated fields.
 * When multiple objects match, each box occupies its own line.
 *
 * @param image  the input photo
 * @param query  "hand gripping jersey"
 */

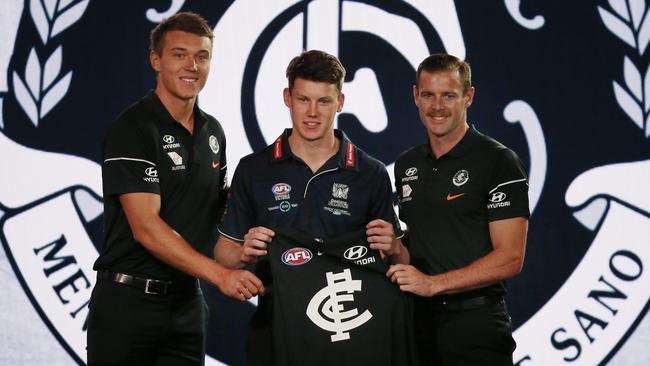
xmin=267 ymin=228 xmax=416 ymax=366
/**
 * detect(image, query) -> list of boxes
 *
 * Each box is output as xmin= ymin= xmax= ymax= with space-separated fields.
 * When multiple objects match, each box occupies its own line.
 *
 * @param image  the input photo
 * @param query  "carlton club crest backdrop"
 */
xmin=1 ymin=0 xmax=649 ymax=365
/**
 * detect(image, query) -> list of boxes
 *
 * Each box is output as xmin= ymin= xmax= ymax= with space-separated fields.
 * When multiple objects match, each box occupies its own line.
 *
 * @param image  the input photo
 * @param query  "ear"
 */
xmin=150 ymin=51 xmax=160 ymax=72
xmin=283 ymin=87 xmax=291 ymax=108
xmin=412 ymin=85 xmax=419 ymax=106
xmin=337 ymin=92 xmax=345 ymax=112
xmin=465 ymin=86 xmax=475 ymax=107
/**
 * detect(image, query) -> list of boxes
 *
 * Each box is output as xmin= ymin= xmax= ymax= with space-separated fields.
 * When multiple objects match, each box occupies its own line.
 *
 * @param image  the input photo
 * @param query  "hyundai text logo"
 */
xmin=344 ymin=245 xmax=368 ymax=260
xmin=162 ymin=135 xmax=175 ymax=144
xmin=490 ymin=192 xmax=506 ymax=203
xmin=405 ymin=167 xmax=417 ymax=176
xmin=145 ymin=167 xmax=158 ymax=177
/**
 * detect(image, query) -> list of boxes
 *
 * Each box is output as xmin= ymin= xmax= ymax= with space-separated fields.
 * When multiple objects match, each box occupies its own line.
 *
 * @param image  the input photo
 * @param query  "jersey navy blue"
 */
xmin=218 ymin=128 xmax=400 ymax=239
xmin=268 ymin=228 xmax=416 ymax=366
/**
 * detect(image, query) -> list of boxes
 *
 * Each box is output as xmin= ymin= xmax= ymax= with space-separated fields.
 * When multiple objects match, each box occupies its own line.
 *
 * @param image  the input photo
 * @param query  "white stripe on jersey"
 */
xmin=104 ymin=157 xmax=156 ymax=166
xmin=489 ymin=178 xmax=527 ymax=194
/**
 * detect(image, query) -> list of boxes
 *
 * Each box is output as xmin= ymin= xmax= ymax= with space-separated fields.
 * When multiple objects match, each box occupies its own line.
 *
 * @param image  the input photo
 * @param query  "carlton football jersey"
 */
xmin=267 ymin=228 xmax=416 ymax=366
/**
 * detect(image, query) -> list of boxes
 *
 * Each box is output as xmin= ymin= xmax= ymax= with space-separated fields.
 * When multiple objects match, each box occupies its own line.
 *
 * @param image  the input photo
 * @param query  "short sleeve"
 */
xmin=369 ymin=163 xmax=404 ymax=238
xmin=218 ymin=160 xmax=255 ymax=241
xmin=486 ymin=149 xmax=530 ymax=221
xmin=102 ymin=120 xmax=160 ymax=197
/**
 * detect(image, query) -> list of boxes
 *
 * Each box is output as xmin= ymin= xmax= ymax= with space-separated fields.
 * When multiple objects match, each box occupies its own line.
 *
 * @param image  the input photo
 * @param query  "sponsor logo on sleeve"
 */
xmin=143 ymin=167 xmax=159 ymax=183
xmin=487 ymin=192 xmax=510 ymax=209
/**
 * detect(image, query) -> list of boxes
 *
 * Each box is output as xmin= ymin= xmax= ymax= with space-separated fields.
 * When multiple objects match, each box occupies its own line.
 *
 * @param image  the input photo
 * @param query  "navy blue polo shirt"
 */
xmin=219 ymin=128 xmax=400 ymax=240
xmin=395 ymin=126 xmax=529 ymax=295
xmin=96 ymin=91 xmax=228 ymax=280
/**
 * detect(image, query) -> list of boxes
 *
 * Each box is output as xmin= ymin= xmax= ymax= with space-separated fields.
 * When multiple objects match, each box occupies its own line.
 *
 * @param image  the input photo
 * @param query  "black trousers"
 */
xmin=415 ymin=297 xmax=516 ymax=366
xmin=86 ymin=277 xmax=208 ymax=366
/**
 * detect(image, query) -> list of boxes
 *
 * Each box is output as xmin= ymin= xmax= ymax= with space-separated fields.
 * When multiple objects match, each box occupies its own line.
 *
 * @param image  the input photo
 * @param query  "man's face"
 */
xmin=283 ymin=78 xmax=344 ymax=143
xmin=413 ymin=69 xmax=474 ymax=140
xmin=150 ymin=30 xmax=212 ymax=101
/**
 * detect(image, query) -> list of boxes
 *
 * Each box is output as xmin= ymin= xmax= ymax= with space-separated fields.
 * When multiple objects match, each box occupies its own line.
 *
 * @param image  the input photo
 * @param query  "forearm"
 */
xmin=430 ymin=246 xmax=523 ymax=295
xmin=133 ymin=217 xmax=229 ymax=287
xmin=213 ymin=235 xmax=247 ymax=269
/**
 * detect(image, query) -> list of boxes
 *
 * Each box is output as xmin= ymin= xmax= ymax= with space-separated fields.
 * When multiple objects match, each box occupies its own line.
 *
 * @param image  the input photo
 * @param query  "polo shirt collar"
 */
xmin=270 ymin=128 xmax=359 ymax=171
xmin=445 ymin=124 xmax=480 ymax=157
xmin=416 ymin=124 xmax=481 ymax=159
xmin=142 ymin=90 xmax=207 ymax=131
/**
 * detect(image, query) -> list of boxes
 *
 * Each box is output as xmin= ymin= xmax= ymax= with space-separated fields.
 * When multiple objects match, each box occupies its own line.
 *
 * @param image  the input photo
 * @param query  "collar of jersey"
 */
xmin=270 ymin=128 xmax=359 ymax=172
xmin=142 ymin=90 xmax=207 ymax=131
xmin=416 ymin=124 xmax=482 ymax=160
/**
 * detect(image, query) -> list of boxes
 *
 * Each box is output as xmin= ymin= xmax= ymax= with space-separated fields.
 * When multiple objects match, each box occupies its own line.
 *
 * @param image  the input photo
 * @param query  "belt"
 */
xmin=431 ymin=295 xmax=504 ymax=312
xmin=97 ymin=270 xmax=197 ymax=296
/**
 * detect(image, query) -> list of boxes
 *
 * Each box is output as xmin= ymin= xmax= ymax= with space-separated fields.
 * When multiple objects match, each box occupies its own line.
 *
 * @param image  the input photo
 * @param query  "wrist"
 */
xmin=212 ymin=264 xmax=231 ymax=289
xmin=428 ymin=274 xmax=442 ymax=297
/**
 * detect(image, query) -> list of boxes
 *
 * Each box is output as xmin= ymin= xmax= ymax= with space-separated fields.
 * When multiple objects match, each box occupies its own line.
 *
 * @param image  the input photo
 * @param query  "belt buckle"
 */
xmin=144 ymin=279 xmax=166 ymax=295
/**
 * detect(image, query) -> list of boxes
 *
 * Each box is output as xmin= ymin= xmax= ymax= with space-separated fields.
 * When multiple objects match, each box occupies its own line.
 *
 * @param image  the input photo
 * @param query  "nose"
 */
xmin=307 ymin=101 xmax=318 ymax=117
xmin=430 ymin=96 xmax=445 ymax=111
xmin=185 ymin=57 xmax=198 ymax=71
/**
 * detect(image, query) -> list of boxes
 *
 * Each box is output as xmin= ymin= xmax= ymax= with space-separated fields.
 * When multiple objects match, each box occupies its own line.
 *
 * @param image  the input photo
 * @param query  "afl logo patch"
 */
xmin=452 ymin=169 xmax=469 ymax=186
xmin=282 ymin=248 xmax=313 ymax=266
xmin=272 ymin=183 xmax=291 ymax=195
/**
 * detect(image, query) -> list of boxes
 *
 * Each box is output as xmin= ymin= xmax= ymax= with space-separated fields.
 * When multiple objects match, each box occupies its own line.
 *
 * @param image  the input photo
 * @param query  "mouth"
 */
xmin=303 ymin=121 xmax=320 ymax=127
xmin=427 ymin=115 xmax=450 ymax=121
xmin=179 ymin=77 xmax=198 ymax=85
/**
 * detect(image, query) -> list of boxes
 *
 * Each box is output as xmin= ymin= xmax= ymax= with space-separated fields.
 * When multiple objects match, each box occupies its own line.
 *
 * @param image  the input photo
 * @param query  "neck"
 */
xmin=429 ymin=122 xmax=469 ymax=158
xmin=288 ymin=131 xmax=339 ymax=173
xmin=155 ymin=87 xmax=196 ymax=134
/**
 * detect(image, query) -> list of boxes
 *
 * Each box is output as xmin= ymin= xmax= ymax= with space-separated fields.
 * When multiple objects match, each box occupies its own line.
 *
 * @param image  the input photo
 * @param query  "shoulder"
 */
xmin=354 ymin=145 xmax=387 ymax=175
xmin=199 ymin=109 xmax=226 ymax=139
xmin=395 ymin=143 xmax=427 ymax=166
xmin=472 ymin=130 xmax=521 ymax=162
xmin=104 ymin=98 xmax=155 ymax=140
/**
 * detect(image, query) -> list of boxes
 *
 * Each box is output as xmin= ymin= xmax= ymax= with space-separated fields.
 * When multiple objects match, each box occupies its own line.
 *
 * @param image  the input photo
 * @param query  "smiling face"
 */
xmin=150 ymin=30 xmax=212 ymax=103
xmin=414 ymin=69 xmax=474 ymax=142
xmin=283 ymin=77 xmax=344 ymax=144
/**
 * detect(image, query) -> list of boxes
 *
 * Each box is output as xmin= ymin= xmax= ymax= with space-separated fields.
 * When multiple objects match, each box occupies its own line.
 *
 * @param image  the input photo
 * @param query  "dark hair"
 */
xmin=150 ymin=12 xmax=213 ymax=55
xmin=286 ymin=50 xmax=346 ymax=93
xmin=416 ymin=53 xmax=472 ymax=94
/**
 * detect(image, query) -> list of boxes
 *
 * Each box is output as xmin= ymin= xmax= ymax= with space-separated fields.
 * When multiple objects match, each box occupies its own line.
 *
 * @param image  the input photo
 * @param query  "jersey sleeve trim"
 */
xmin=104 ymin=157 xmax=157 ymax=166
xmin=488 ymin=178 xmax=527 ymax=194
xmin=217 ymin=229 xmax=244 ymax=242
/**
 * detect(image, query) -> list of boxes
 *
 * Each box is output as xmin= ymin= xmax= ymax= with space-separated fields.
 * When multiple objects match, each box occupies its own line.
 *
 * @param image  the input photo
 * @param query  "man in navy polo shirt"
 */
xmin=214 ymin=50 xmax=409 ymax=365
xmin=87 ymin=13 xmax=264 ymax=366
xmin=388 ymin=53 xmax=529 ymax=365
